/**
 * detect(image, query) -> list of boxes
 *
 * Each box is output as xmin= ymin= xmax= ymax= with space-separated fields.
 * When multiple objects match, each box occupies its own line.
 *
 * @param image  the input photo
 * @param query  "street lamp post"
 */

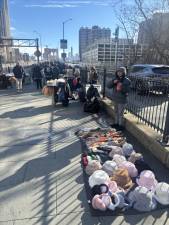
xmin=34 ymin=30 xmax=43 ymax=61
xmin=62 ymin=18 xmax=72 ymax=61
xmin=114 ymin=26 xmax=119 ymax=71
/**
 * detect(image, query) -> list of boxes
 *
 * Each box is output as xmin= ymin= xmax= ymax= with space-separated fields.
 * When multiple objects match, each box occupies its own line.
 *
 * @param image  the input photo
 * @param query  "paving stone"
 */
xmin=0 ymin=179 xmax=56 ymax=221
xmin=0 ymin=161 xmax=26 ymax=188
xmin=98 ymin=209 xmax=169 ymax=225
xmin=56 ymin=163 xmax=89 ymax=214
xmin=0 ymin=129 xmax=56 ymax=147
xmin=0 ymin=144 xmax=55 ymax=162
xmin=55 ymin=141 xmax=81 ymax=165
xmin=24 ymin=158 xmax=58 ymax=183
xmin=0 ymin=221 xmax=14 ymax=225
xmin=13 ymin=213 xmax=100 ymax=225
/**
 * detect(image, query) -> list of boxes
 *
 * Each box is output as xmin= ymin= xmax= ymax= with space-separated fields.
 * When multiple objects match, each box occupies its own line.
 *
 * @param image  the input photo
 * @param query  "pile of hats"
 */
xmin=77 ymin=127 xmax=169 ymax=212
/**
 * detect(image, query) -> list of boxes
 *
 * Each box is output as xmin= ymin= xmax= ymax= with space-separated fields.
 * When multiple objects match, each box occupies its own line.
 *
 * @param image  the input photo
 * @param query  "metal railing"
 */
xmin=96 ymin=67 xmax=169 ymax=144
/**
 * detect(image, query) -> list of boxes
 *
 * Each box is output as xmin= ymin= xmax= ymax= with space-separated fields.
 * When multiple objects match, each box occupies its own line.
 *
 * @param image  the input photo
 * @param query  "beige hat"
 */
xmin=111 ymin=169 xmax=133 ymax=190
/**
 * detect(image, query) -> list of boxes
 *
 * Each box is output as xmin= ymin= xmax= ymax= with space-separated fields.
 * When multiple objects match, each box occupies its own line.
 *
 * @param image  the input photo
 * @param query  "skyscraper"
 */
xmin=0 ymin=0 xmax=10 ymax=38
xmin=79 ymin=26 xmax=111 ymax=61
xmin=0 ymin=0 xmax=11 ymax=64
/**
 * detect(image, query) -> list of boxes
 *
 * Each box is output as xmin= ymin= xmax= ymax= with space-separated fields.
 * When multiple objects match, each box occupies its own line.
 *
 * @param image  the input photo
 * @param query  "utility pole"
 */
xmin=36 ymin=38 xmax=40 ymax=63
xmin=61 ymin=18 xmax=72 ymax=61
xmin=34 ymin=30 xmax=43 ymax=61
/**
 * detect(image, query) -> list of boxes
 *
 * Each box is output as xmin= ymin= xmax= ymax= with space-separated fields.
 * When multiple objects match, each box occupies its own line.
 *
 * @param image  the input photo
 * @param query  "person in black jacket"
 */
xmin=107 ymin=67 xmax=131 ymax=130
xmin=13 ymin=62 xmax=24 ymax=92
xmin=32 ymin=64 xmax=43 ymax=89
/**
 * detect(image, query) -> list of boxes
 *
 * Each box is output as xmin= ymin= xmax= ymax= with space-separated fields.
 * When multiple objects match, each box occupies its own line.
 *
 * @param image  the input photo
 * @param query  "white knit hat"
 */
xmin=89 ymin=170 xmax=110 ymax=188
xmin=154 ymin=182 xmax=169 ymax=205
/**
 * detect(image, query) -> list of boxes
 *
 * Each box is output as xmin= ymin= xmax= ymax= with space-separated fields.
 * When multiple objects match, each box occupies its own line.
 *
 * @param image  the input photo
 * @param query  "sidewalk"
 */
xmin=0 ymin=86 xmax=168 ymax=225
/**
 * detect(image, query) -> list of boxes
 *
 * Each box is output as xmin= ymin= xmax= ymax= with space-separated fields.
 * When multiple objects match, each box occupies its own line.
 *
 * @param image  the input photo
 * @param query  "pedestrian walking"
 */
xmin=44 ymin=64 xmax=53 ymax=81
xmin=107 ymin=67 xmax=131 ymax=130
xmin=32 ymin=64 xmax=43 ymax=90
xmin=52 ymin=63 xmax=60 ymax=79
xmin=13 ymin=62 xmax=25 ymax=92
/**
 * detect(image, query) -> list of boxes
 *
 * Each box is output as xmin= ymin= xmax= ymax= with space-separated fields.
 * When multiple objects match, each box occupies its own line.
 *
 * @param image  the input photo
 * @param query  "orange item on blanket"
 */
xmin=42 ymin=85 xmax=54 ymax=96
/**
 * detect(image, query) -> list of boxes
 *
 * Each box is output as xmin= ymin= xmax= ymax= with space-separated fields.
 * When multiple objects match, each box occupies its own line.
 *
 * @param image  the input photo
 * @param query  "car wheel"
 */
xmin=162 ymin=88 xmax=169 ymax=95
xmin=136 ymin=80 xmax=149 ymax=95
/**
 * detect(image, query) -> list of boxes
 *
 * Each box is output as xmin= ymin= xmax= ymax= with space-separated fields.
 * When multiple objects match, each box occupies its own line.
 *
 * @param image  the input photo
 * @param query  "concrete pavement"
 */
xmin=0 ymin=86 xmax=168 ymax=225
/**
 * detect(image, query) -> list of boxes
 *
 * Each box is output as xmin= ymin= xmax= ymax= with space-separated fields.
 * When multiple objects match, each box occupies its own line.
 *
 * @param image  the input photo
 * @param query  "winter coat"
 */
xmin=13 ymin=65 xmax=24 ymax=79
xmin=32 ymin=66 xmax=42 ymax=80
xmin=107 ymin=75 xmax=131 ymax=104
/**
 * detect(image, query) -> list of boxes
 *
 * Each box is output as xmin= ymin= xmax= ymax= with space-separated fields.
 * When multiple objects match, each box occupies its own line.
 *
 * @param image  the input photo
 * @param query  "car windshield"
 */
xmin=130 ymin=66 xmax=146 ymax=73
xmin=152 ymin=67 xmax=169 ymax=74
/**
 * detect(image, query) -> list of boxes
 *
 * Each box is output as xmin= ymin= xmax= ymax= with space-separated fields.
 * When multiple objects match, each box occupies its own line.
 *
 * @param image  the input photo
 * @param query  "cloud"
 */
xmin=10 ymin=27 xmax=16 ymax=31
xmin=47 ymin=0 xmax=92 ymax=4
xmin=25 ymin=4 xmax=78 ymax=8
xmin=25 ymin=0 xmax=112 ymax=8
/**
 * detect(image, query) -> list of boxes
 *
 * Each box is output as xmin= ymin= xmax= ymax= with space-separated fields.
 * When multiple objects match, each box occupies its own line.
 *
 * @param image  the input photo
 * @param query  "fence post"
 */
xmin=162 ymin=101 xmax=169 ymax=144
xmin=102 ymin=67 xmax=106 ymax=98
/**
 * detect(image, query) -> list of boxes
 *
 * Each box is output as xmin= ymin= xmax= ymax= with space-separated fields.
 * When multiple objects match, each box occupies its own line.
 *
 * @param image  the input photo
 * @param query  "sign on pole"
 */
xmin=34 ymin=50 xmax=42 ymax=57
xmin=60 ymin=39 xmax=67 ymax=49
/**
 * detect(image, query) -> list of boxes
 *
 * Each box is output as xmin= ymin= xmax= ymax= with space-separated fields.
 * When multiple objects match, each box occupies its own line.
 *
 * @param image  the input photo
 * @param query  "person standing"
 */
xmin=44 ymin=64 xmax=53 ymax=81
xmin=107 ymin=67 xmax=131 ymax=130
xmin=13 ymin=62 xmax=24 ymax=92
xmin=89 ymin=67 xmax=98 ymax=84
xmin=32 ymin=64 xmax=43 ymax=90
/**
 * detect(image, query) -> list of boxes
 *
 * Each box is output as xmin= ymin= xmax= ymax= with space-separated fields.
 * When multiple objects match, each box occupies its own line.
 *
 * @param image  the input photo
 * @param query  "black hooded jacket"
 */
xmin=107 ymin=69 xmax=131 ymax=104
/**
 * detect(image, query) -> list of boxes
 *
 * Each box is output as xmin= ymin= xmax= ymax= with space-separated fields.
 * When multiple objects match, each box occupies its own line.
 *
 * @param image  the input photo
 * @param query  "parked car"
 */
xmin=128 ymin=64 xmax=169 ymax=94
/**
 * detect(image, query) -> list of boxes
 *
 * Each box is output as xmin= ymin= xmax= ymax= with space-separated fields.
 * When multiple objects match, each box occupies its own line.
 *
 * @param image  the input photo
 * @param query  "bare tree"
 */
xmin=113 ymin=0 xmax=169 ymax=65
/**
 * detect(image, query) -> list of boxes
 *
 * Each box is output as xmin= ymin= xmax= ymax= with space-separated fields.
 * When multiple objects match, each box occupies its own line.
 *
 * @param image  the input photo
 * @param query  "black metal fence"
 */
xmin=96 ymin=67 xmax=169 ymax=144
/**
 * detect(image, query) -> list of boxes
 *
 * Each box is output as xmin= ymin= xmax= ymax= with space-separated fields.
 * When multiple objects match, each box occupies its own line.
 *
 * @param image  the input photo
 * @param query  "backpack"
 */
xmin=86 ymin=85 xmax=100 ymax=101
xmin=84 ymin=98 xmax=100 ymax=113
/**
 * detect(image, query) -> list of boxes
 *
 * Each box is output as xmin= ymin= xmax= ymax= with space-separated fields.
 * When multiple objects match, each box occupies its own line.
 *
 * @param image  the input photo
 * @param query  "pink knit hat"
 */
xmin=119 ymin=161 xmax=138 ymax=178
xmin=136 ymin=170 xmax=158 ymax=190
xmin=106 ymin=180 xmax=120 ymax=193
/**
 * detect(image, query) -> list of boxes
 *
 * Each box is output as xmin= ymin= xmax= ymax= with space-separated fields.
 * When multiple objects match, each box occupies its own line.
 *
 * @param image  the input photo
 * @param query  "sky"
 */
xmin=8 ymin=0 xmax=122 ymax=55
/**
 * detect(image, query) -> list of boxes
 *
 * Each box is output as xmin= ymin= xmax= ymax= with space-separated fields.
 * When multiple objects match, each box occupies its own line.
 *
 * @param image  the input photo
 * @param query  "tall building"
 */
xmin=22 ymin=53 xmax=30 ymax=62
xmin=0 ymin=0 xmax=11 ymax=64
xmin=138 ymin=12 xmax=169 ymax=45
xmin=82 ymin=38 xmax=144 ymax=68
xmin=0 ymin=0 xmax=10 ymax=37
xmin=79 ymin=26 xmax=111 ymax=61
